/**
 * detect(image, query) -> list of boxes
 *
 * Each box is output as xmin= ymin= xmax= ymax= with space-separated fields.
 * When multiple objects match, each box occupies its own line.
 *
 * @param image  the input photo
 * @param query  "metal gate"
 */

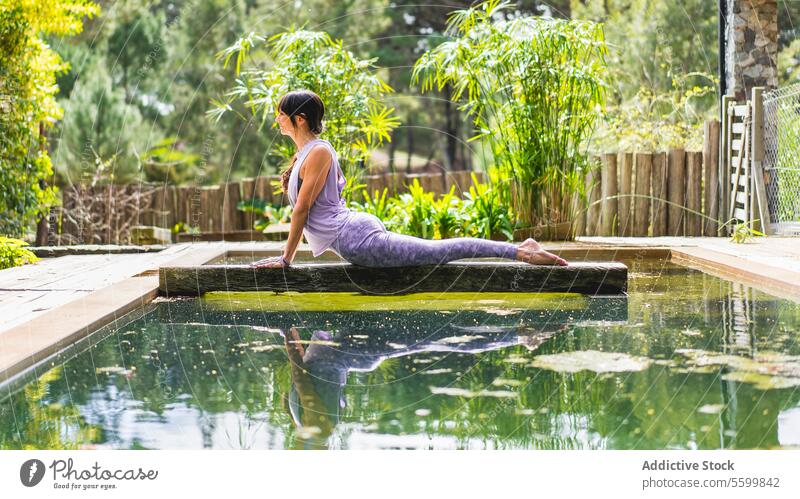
xmin=762 ymin=83 xmax=800 ymax=235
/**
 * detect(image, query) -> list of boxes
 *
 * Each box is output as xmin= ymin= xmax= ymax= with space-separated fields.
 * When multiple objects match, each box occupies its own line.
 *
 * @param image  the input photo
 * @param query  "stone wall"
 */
xmin=725 ymin=0 xmax=779 ymax=101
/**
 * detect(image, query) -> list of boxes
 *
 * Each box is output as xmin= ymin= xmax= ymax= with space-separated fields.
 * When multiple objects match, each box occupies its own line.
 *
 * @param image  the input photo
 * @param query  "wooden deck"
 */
xmin=0 ymin=244 xmax=215 ymax=332
xmin=1 ymin=236 xmax=799 ymax=384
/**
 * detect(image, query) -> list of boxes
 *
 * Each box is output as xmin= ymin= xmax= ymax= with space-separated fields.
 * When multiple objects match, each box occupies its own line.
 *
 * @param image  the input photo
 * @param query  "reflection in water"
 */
xmin=2 ymin=260 xmax=800 ymax=450
xmin=284 ymin=323 xmax=567 ymax=449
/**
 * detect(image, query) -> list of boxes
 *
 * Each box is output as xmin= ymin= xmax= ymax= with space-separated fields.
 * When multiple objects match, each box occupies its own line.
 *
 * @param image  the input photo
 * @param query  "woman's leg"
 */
xmin=333 ymin=212 xmax=567 ymax=267
xmin=357 ymin=232 xmax=519 ymax=267
xmin=333 ymin=212 xmax=514 ymax=267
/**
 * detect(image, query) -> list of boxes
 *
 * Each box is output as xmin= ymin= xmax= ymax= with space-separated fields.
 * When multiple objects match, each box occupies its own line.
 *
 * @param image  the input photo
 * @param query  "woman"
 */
xmin=251 ymin=89 xmax=568 ymax=269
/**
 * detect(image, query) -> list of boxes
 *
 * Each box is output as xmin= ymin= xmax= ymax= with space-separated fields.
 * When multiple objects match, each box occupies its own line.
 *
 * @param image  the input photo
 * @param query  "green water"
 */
xmin=1 ymin=260 xmax=799 ymax=449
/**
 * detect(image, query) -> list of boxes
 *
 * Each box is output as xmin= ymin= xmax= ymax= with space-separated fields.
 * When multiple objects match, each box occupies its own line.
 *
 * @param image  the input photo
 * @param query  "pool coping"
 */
xmin=159 ymin=261 xmax=629 ymax=296
xmin=1 ymin=238 xmax=799 ymax=384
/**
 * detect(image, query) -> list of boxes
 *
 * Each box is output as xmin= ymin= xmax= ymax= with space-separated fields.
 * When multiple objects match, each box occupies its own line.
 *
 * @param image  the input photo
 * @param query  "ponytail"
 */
xmin=280 ymin=155 xmax=298 ymax=194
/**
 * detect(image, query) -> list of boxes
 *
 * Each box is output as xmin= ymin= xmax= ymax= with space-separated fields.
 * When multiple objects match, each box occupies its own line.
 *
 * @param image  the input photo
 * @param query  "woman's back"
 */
xmin=287 ymin=139 xmax=352 ymax=257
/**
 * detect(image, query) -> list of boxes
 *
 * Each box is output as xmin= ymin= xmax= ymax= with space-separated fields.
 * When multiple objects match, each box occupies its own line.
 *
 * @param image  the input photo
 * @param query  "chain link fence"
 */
xmin=763 ymin=83 xmax=800 ymax=235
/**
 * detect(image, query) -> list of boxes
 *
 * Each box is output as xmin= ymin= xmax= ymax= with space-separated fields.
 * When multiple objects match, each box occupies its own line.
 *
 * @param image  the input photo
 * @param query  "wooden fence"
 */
xmin=55 ymin=119 xmax=724 ymax=244
xmin=574 ymin=119 xmax=722 ymax=237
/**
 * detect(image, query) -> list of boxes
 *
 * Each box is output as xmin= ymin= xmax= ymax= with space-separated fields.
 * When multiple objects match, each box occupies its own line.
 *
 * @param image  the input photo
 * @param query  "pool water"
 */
xmin=1 ymin=260 xmax=799 ymax=449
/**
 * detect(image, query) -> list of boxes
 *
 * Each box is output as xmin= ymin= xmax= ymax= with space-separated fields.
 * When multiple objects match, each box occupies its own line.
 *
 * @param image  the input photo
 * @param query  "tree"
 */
xmin=779 ymin=0 xmax=800 ymax=50
xmin=571 ymin=0 xmax=719 ymax=151
xmin=571 ymin=0 xmax=717 ymax=107
xmin=53 ymin=58 xmax=153 ymax=184
xmin=370 ymin=1 xmax=568 ymax=173
xmin=0 ymin=0 xmax=100 ymax=237
xmin=246 ymin=0 xmax=391 ymax=51
xmin=779 ymin=38 xmax=800 ymax=85
xmin=160 ymin=0 xmax=271 ymax=183
xmin=106 ymin=5 xmax=166 ymax=103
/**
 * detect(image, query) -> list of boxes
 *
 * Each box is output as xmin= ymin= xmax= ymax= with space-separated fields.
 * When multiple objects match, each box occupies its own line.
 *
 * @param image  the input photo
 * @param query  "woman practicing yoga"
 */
xmin=250 ymin=90 xmax=568 ymax=269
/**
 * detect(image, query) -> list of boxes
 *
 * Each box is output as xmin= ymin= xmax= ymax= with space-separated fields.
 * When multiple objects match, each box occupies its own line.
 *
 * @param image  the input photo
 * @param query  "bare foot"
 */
xmin=516 ymin=238 xmax=569 ymax=266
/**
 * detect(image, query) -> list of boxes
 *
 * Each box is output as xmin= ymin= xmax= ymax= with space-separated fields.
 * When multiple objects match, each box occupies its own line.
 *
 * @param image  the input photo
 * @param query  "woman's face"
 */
xmin=276 ymin=110 xmax=291 ymax=135
xmin=276 ymin=110 xmax=305 ymax=136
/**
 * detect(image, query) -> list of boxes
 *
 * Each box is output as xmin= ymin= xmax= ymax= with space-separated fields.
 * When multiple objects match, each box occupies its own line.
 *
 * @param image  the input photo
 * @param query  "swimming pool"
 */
xmin=1 ymin=259 xmax=798 ymax=449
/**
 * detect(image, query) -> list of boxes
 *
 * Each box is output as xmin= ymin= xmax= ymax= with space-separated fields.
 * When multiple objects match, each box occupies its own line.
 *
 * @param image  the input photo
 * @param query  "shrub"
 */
xmin=430 ymin=188 xmax=464 ymax=240
xmin=0 ymin=237 xmax=40 ymax=270
xmin=350 ymin=188 xmax=393 ymax=222
xmin=461 ymin=174 xmax=515 ymax=241
xmin=349 ymin=177 xmax=515 ymax=241
xmin=237 ymin=199 xmax=292 ymax=231
xmin=390 ymin=180 xmax=437 ymax=239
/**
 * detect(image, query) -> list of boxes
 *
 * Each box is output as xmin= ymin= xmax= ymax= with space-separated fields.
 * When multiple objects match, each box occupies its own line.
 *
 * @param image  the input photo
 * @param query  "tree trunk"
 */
xmin=547 ymin=0 xmax=571 ymax=18
xmin=388 ymin=129 xmax=397 ymax=173
xmin=35 ymin=121 xmax=49 ymax=246
xmin=443 ymin=85 xmax=460 ymax=170
xmin=406 ymin=121 xmax=414 ymax=173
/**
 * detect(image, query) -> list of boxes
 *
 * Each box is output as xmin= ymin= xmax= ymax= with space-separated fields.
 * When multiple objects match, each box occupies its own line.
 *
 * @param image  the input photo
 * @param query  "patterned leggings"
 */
xmin=330 ymin=212 xmax=518 ymax=267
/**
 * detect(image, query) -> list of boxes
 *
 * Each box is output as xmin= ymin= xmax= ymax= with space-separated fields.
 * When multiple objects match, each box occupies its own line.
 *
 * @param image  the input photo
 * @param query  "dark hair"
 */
xmin=279 ymin=90 xmax=325 ymax=193
xmin=279 ymin=89 xmax=325 ymax=133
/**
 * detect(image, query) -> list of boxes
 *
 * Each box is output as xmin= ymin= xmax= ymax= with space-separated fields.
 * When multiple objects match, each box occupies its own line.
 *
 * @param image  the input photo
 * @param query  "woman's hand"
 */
xmin=249 ymin=256 xmax=291 ymax=269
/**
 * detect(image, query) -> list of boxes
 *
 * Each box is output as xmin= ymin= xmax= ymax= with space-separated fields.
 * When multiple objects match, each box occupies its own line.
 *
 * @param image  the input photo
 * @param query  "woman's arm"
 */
xmin=252 ymin=145 xmax=332 ymax=268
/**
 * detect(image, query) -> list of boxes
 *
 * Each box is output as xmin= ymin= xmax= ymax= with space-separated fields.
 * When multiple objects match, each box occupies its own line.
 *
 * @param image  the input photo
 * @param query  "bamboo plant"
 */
xmin=210 ymin=29 xmax=400 ymax=186
xmin=412 ymin=0 xmax=609 ymax=229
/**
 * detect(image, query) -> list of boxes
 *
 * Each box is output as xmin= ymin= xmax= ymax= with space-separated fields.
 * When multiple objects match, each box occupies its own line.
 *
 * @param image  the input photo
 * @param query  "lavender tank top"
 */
xmin=287 ymin=138 xmax=352 ymax=257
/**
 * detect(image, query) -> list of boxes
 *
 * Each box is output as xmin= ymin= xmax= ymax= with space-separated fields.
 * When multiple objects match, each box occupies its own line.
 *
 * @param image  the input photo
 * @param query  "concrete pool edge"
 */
xmin=670 ymin=247 xmax=800 ymax=302
xmin=159 ymin=261 xmax=629 ymax=296
xmin=573 ymin=236 xmax=800 ymax=303
xmin=0 ymin=244 xmax=228 ymax=385
xmin=0 ymin=277 xmax=157 ymax=389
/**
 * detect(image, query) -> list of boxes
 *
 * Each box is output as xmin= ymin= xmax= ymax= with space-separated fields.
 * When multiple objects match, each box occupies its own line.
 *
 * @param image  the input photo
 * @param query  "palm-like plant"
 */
xmin=210 ymin=28 xmax=400 ymax=186
xmin=350 ymin=187 xmax=393 ymax=221
xmin=462 ymin=174 xmax=514 ymax=240
xmin=431 ymin=187 xmax=464 ymax=239
xmin=398 ymin=180 xmax=437 ymax=239
xmin=412 ymin=0 xmax=609 ymax=228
